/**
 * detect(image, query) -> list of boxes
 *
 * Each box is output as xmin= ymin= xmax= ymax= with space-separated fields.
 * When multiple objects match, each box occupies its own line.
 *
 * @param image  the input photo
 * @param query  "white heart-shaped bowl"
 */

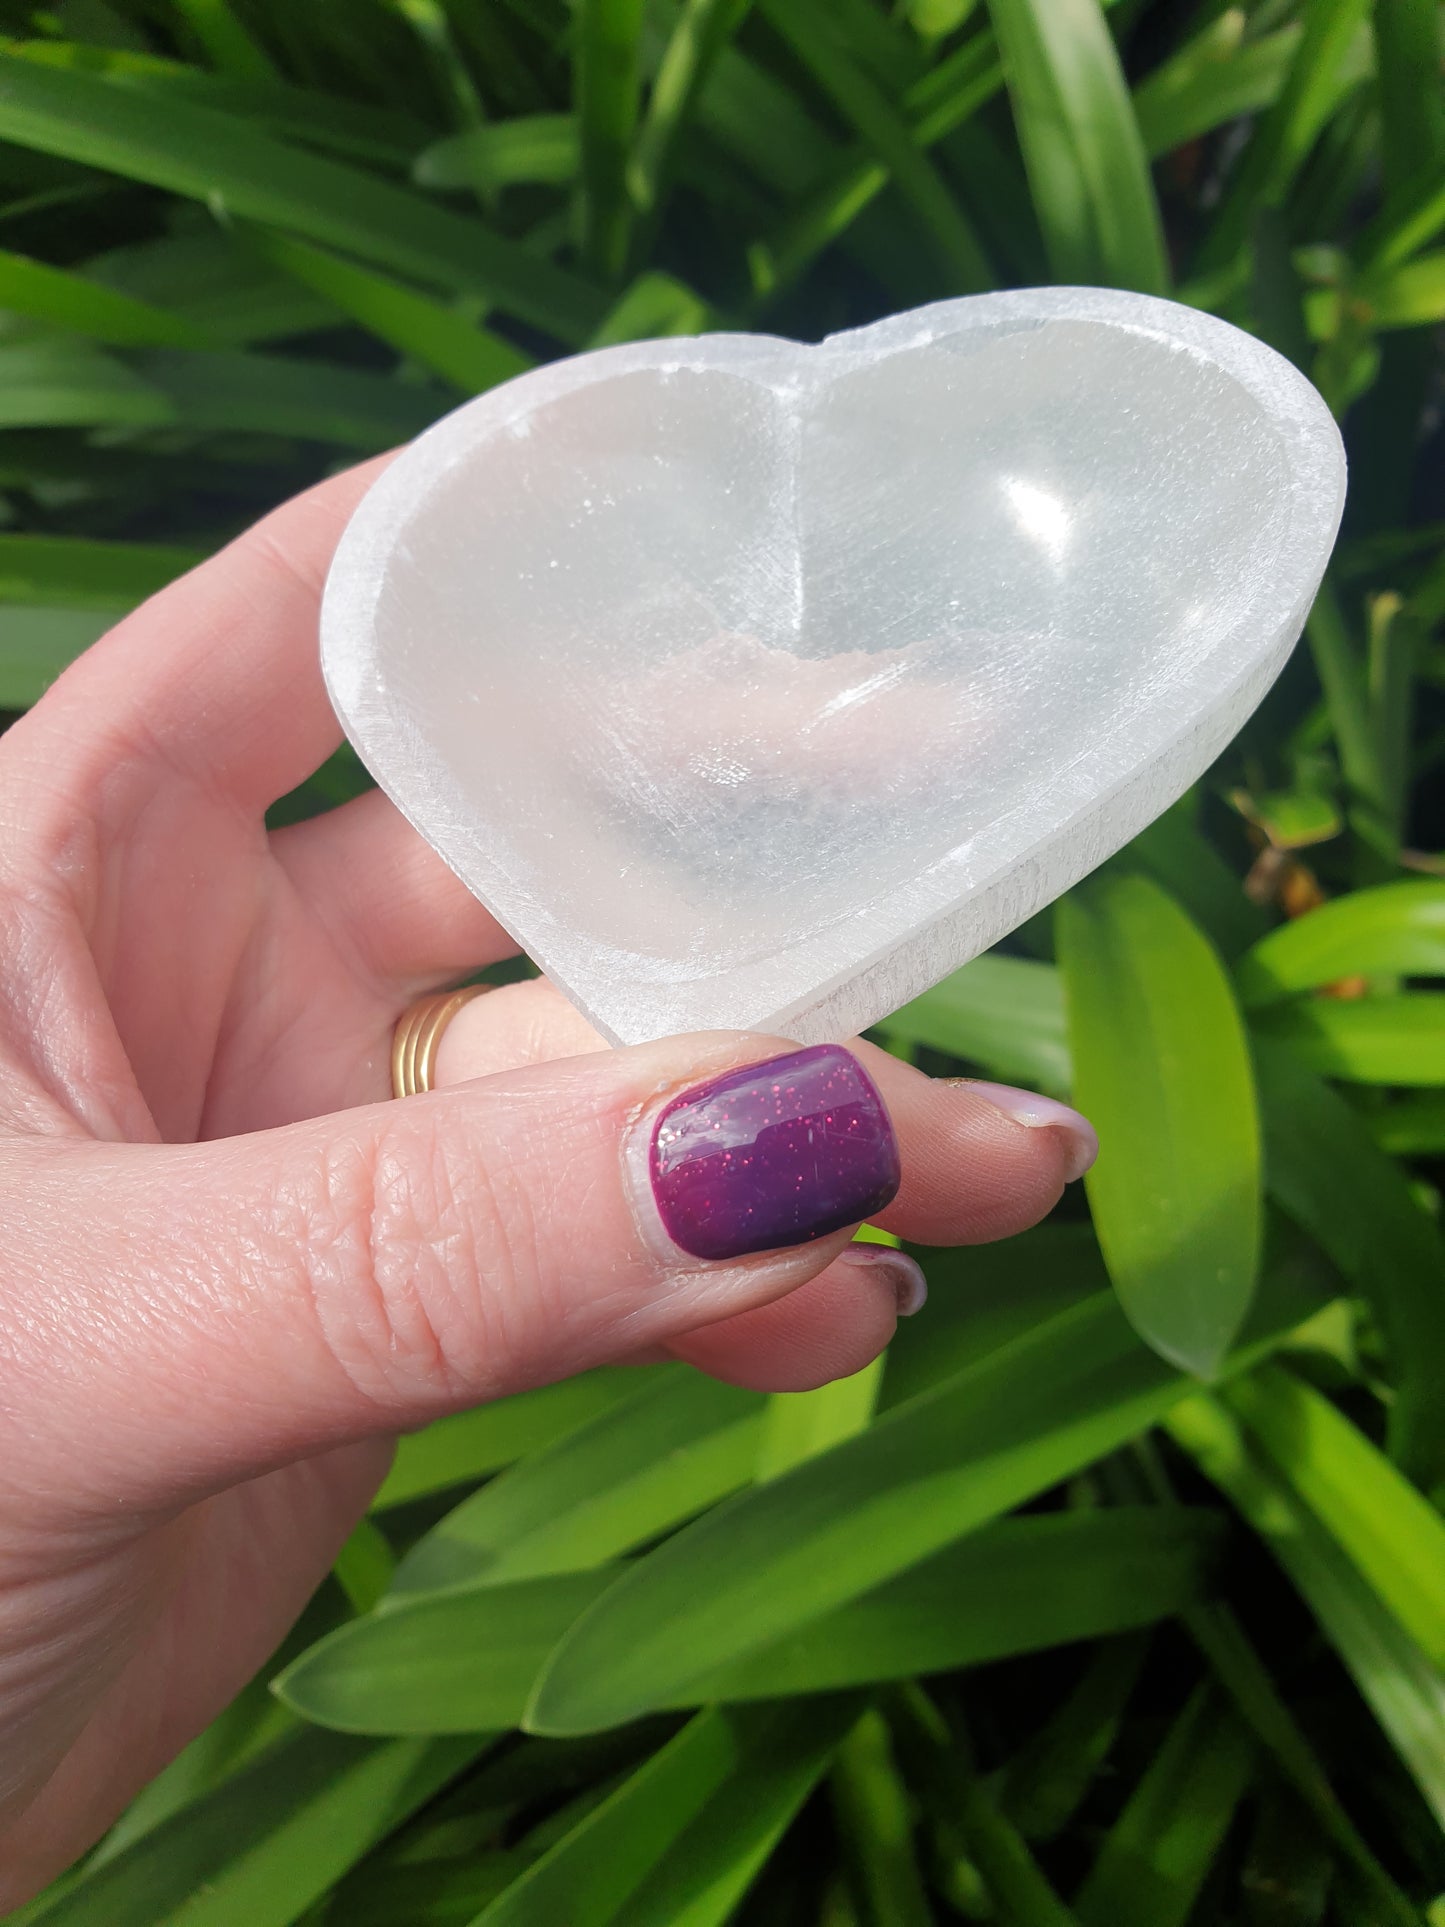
xmin=322 ymin=287 xmax=1345 ymax=1046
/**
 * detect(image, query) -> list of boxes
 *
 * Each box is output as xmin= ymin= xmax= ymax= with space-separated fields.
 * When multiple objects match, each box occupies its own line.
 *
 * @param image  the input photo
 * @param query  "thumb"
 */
xmin=13 ymin=1037 xmax=900 ymax=1514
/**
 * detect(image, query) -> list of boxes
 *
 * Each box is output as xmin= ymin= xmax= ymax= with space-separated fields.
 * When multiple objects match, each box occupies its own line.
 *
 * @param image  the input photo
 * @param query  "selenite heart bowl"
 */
xmin=321 ymin=287 xmax=1346 ymax=1046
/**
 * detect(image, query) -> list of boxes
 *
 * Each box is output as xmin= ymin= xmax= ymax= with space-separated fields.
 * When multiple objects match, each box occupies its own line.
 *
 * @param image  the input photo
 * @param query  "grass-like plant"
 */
xmin=1 ymin=0 xmax=1443 ymax=1920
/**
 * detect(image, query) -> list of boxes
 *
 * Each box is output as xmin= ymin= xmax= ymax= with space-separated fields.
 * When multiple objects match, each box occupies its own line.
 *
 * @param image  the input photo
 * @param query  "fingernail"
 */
xmin=963 ymin=1081 xmax=1099 ymax=1183
xmin=839 ymin=1242 xmax=929 ymax=1316
xmin=650 ymin=1045 xmax=901 ymax=1261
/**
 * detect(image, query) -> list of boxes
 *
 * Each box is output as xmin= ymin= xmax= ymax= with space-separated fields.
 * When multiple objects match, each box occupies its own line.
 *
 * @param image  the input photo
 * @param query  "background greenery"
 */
xmin=1 ymin=0 xmax=1443 ymax=1920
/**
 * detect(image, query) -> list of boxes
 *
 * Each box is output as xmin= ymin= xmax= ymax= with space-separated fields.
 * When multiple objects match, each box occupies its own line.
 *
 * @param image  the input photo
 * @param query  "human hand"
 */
xmin=0 ymin=459 xmax=1095 ymax=1901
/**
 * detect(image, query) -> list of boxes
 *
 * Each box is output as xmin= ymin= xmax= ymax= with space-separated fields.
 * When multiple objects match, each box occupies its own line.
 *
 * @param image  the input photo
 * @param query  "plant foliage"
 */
xmin=1 ymin=0 xmax=1443 ymax=1919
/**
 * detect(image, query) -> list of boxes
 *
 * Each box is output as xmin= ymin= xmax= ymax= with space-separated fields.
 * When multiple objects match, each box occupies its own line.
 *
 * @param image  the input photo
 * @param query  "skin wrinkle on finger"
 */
xmin=1 ymin=1036 xmax=873 ymax=1521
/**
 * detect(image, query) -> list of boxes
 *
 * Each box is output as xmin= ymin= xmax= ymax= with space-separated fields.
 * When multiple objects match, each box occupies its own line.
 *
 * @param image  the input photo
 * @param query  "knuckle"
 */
xmin=294 ymin=1113 xmax=536 ymax=1409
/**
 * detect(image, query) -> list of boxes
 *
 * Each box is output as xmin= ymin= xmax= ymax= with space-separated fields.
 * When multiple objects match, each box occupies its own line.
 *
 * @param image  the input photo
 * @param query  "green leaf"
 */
xmin=85 ymin=227 xmax=341 ymax=345
xmin=575 ymin=0 xmax=646 ymax=280
xmin=891 ymin=1688 xmax=1078 ymax=1927
xmin=1224 ymin=1364 xmax=1445 ymax=1665
xmin=690 ymin=1508 xmax=1222 ymax=1707
xmin=132 ymin=345 xmax=444 ymax=445
xmin=759 ymin=0 xmax=991 ymax=291
xmin=1359 ymin=251 xmax=1445 ymax=328
xmin=874 ymin=951 xmax=1069 ymax=1096
xmin=1255 ymin=1040 xmax=1445 ymax=1484
xmin=1237 ymin=879 xmax=1445 ymax=1002
xmin=1127 ymin=800 xmax=1271 ymax=962
xmin=1058 ymin=872 xmax=1262 ymax=1376
xmin=414 ymin=114 xmax=580 ymax=190
xmin=1371 ymin=1092 xmax=1445 ymax=1155
xmin=1176 ymin=1592 xmax=1411 ymax=1923
xmin=0 ymin=533 xmax=203 ymax=609
xmin=387 ymin=1368 xmax=761 ymax=1598
xmin=334 ymin=1518 xmax=397 ymax=1616
xmin=1000 ymin=1633 xmax=1149 ymax=1840
xmin=0 ymin=337 xmax=441 ymax=444
xmin=0 ymin=244 xmax=214 ymax=347
xmin=1168 ymin=1392 xmax=1445 ymax=1832
xmin=1133 ymin=19 xmax=1303 ymax=161
xmin=588 ymin=268 xmax=711 ymax=345
xmin=0 ymin=52 xmax=604 ymax=340
xmin=244 ymin=228 xmax=533 ymax=393
xmin=1195 ymin=0 xmax=1372 ymax=276
xmin=880 ymin=1222 xmax=1109 ymax=1413
xmin=751 ymin=32 xmax=1003 ymax=294
xmin=273 ymin=1571 xmax=611 ymax=1734
xmin=1252 ymin=991 xmax=1445 ymax=1085
xmin=525 ymin=1290 xmax=1185 ymax=1734
xmin=173 ymin=0 xmax=279 ymax=80
xmin=1074 ymin=1685 xmax=1254 ymax=1927
xmin=0 ymin=339 xmax=175 ymax=431
xmin=22 ymin=1726 xmax=493 ymax=1926
xmin=274 ymin=1509 xmax=1219 ymax=1735
xmin=373 ymin=1368 xmax=646 ymax=1511
xmin=1363 ymin=161 xmax=1445 ymax=273
xmin=12 ymin=40 xmax=425 ymax=169
xmin=754 ymin=1355 xmax=883 ymax=1482
xmin=472 ymin=1699 xmax=860 ymax=1927
xmin=1372 ymin=0 xmax=1445 ymax=192
xmin=0 ymin=603 xmax=120 ymax=708
xmin=984 ymin=0 xmax=1168 ymax=292
xmin=629 ymin=0 xmax=752 ymax=221
xmin=829 ymin=1708 xmax=934 ymax=1927
xmin=1305 ymin=580 xmax=1392 ymax=860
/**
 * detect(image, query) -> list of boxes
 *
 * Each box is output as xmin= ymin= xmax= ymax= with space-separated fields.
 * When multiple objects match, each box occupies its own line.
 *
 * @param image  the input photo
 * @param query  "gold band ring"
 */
xmin=391 ymin=985 xmax=491 ymax=1099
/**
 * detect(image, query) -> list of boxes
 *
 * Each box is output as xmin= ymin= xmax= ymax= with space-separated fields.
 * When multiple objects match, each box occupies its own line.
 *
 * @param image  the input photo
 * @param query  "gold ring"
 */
xmin=391 ymin=985 xmax=491 ymax=1098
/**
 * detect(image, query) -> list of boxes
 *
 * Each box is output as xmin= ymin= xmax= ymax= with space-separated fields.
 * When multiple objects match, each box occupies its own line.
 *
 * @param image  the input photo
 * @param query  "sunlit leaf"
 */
xmin=1074 ymin=1685 xmax=1254 ymax=1927
xmin=1255 ymin=1040 xmax=1445 ymax=1485
xmin=1059 ymin=872 xmax=1261 ymax=1376
xmin=985 ymin=0 xmax=1167 ymax=292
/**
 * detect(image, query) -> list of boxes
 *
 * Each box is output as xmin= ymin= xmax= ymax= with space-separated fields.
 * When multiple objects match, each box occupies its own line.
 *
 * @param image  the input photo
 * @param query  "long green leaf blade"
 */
xmin=984 ymin=0 xmax=1167 ymax=291
xmin=1224 ymin=1364 xmax=1445 ymax=1664
xmin=0 ymin=534 xmax=203 ymax=609
xmin=1058 ymin=872 xmax=1262 ymax=1376
xmin=471 ymin=1700 xmax=859 ymax=1927
xmin=388 ymin=1369 xmax=761 ymax=1597
xmin=0 ymin=245 xmax=213 ymax=348
xmin=23 ymin=1727 xmax=492 ymax=1927
xmin=0 ymin=52 xmax=604 ymax=340
xmin=1255 ymin=1040 xmax=1445 ymax=1483
xmin=526 ymin=1290 xmax=1184 ymax=1734
xmin=576 ymin=0 xmax=645 ymax=280
xmin=1237 ymin=879 xmax=1445 ymax=1002
xmin=1168 ymin=1393 xmax=1445 ymax=1833
xmin=1074 ymin=1686 xmax=1254 ymax=1927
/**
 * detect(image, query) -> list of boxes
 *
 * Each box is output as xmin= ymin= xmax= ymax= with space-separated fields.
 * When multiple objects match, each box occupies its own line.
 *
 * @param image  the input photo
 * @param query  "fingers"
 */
xmin=665 ymin=1243 xmax=926 ymax=1391
xmin=413 ymin=981 xmax=1091 ymax=1400
xmin=431 ymin=979 xmax=1094 ymax=1249
xmin=6 ymin=457 xmax=391 ymax=823
xmin=5 ymin=1036 xmax=905 ymax=1518
xmin=853 ymin=1042 xmax=1097 ymax=1246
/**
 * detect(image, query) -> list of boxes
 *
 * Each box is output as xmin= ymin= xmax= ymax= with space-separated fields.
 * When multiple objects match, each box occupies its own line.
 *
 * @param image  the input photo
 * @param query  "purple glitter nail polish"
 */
xmin=649 ymin=1044 xmax=901 ymax=1261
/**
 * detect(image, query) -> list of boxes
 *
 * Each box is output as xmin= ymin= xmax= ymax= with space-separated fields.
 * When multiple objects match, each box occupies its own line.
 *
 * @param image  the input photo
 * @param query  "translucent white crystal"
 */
xmin=321 ymin=288 xmax=1345 ymax=1046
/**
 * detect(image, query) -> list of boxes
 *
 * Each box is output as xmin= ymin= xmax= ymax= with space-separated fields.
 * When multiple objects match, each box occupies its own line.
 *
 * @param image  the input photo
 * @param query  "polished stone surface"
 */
xmin=322 ymin=289 xmax=1345 ymax=1045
